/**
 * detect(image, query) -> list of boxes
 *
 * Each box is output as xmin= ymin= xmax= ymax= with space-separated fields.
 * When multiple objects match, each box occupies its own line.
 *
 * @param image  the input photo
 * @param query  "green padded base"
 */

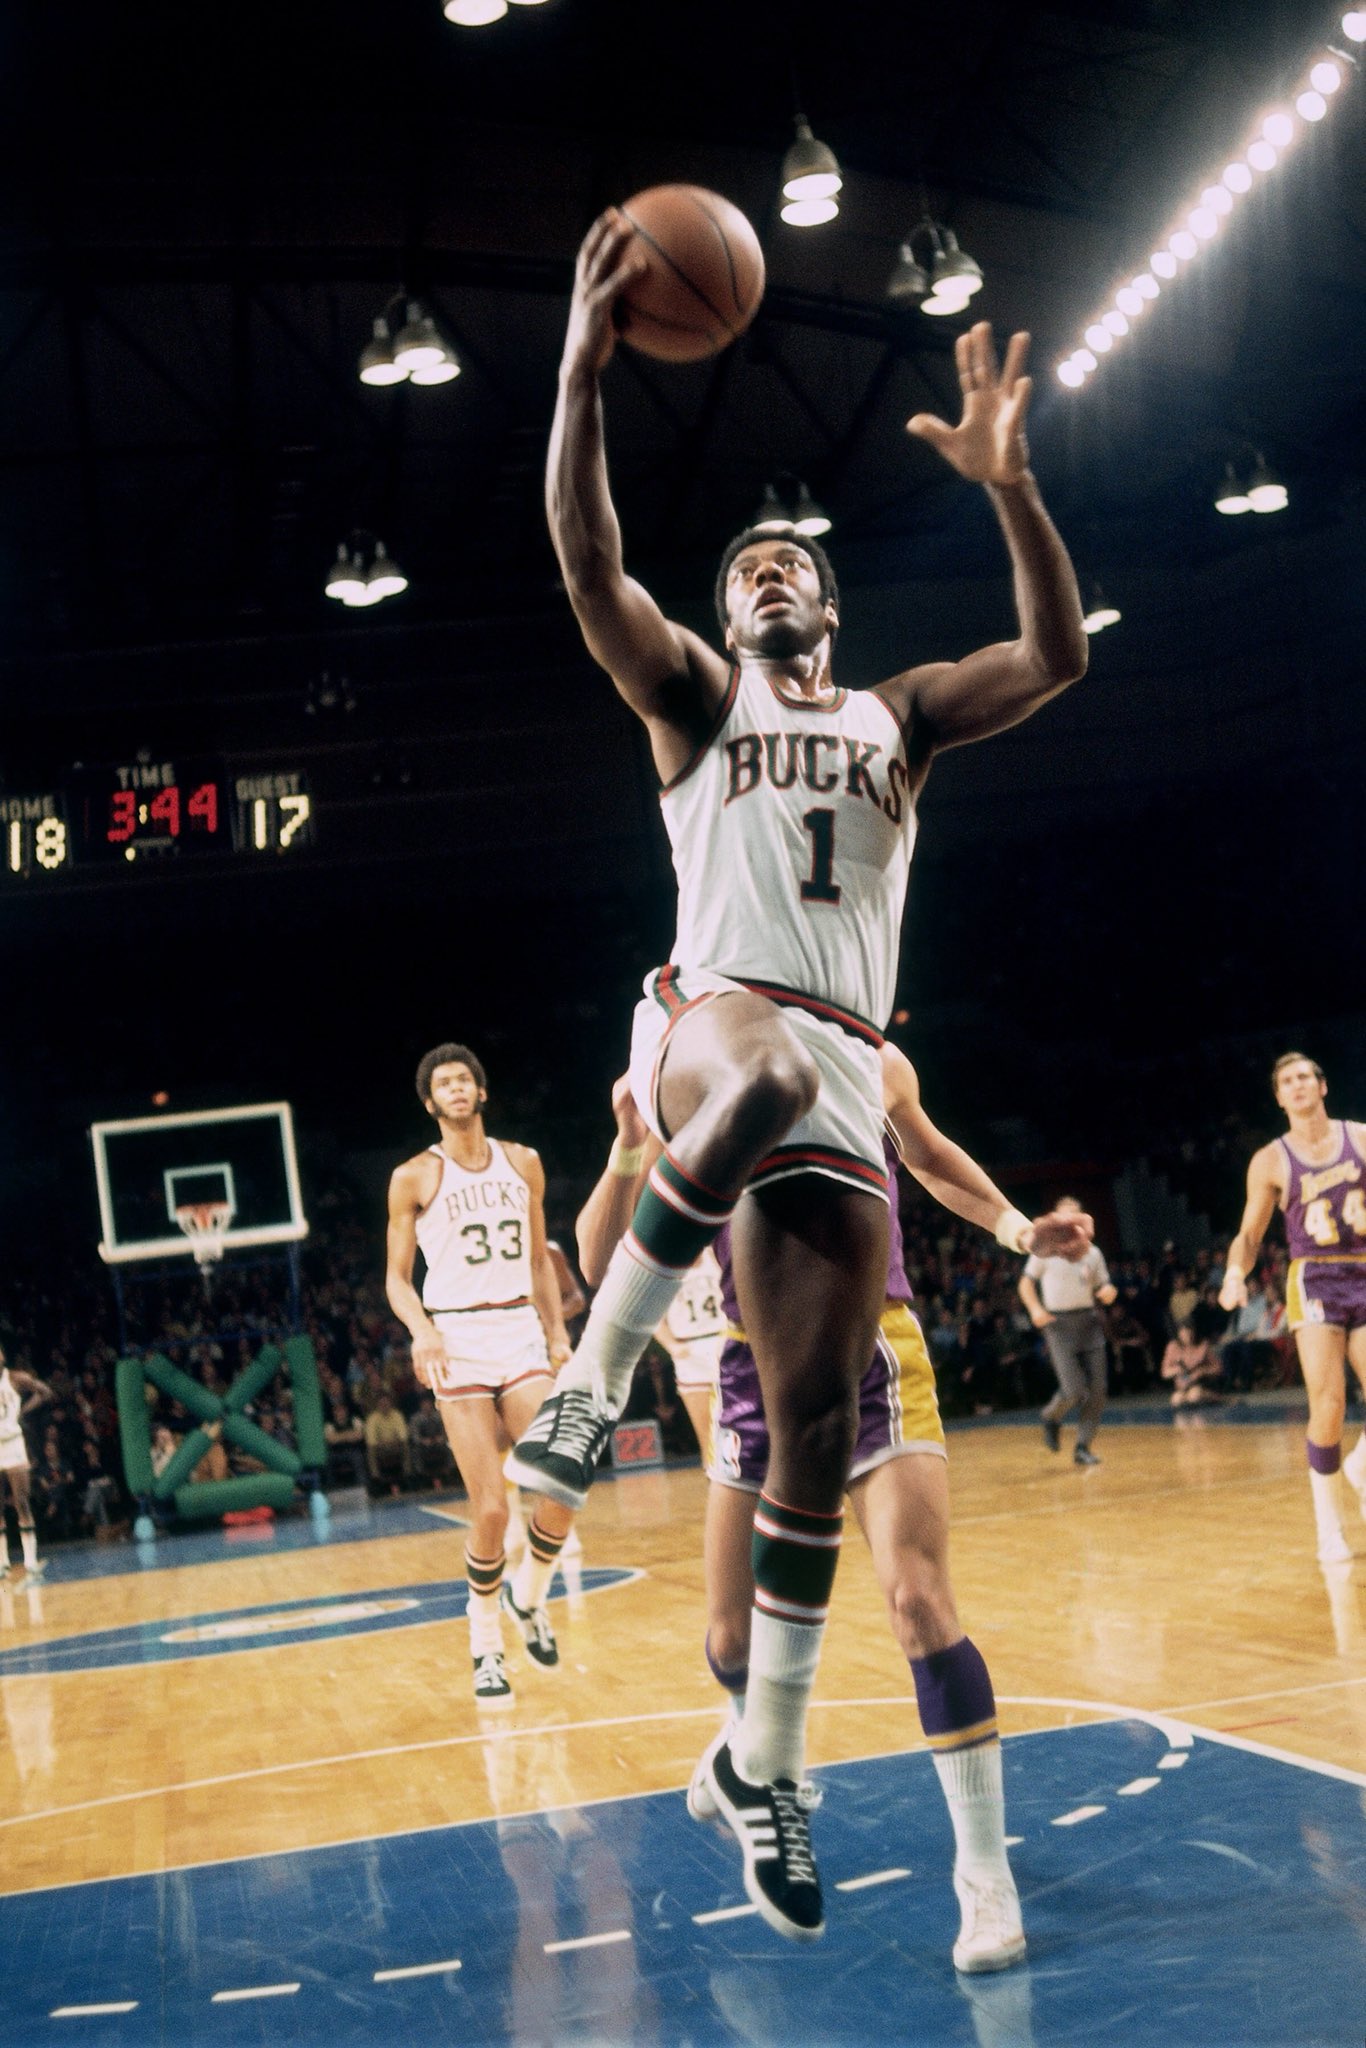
xmin=172 ymin=1473 xmax=298 ymax=1520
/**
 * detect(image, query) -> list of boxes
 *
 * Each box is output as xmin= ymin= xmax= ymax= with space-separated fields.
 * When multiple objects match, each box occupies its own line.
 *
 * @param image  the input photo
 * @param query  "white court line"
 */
xmin=1116 ymin=1778 xmax=1161 ymax=1796
xmin=373 ymin=1959 xmax=462 ymax=1982
xmin=50 ymin=2005 xmax=139 ymax=2019
xmin=544 ymin=1930 xmax=631 ymax=1954
xmin=0 ymin=1691 xmax=926 ymax=1837
xmin=1157 ymin=1754 xmax=1187 ymax=1770
xmin=210 ymin=1983 xmax=299 ymax=2003
xmin=835 ymin=1867 xmax=910 ymax=1892
xmin=692 ymin=1903 xmax=758 ymax=1925
xmin=1051 ymin=1805 xmax=1106 ymax=1826
xmin=1162 ymin=1673 xmax=1366 ymax=1715
xmin=1004 ymin=1835 xmax=1024 ymax=1847
xmin=10 ymin=1690 xmax=1360 ymax=1904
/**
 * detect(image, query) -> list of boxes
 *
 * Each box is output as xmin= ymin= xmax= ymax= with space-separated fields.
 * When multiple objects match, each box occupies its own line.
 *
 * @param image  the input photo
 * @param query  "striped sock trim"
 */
xmin=654 ymin=1148 xmax=735 ymax=1215
xmin=926 ymin=1717 xmax=1000 ymax=1754
xmin=752 ymin=1492 xmax=843 ymax=1626
xmin=630 ymin=1149 xmax=737 ymax=1271
xmin=465 ymin=1549 xmax=506 ymax=1598
xmin=528 ymin=1519 xmax=566 ymax=1567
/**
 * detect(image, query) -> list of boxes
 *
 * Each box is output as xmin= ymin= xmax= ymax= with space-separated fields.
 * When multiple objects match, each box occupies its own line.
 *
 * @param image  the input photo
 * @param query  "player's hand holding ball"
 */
xmin=563 ymin=187 xmax=764 ymax=378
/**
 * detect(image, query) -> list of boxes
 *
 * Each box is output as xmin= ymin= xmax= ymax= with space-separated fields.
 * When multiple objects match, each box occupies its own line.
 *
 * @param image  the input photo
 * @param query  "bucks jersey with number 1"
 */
xmin=1278 ymin=1123 xmax=1366 ymax=1258
xmin=661 ymin=667 xmax=916 ymax=1034
xmin=416 ymin=1140 xmax=534 ymax=1313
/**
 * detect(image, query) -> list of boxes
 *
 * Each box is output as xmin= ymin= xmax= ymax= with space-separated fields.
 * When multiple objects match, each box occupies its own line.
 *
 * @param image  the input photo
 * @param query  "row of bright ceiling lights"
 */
xmin=1058 ymin=14 xmax=1365 ymax=389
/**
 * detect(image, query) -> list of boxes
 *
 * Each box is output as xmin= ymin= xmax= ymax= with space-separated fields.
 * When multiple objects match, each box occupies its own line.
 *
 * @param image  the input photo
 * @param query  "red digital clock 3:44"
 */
xmin=77 ymin=762 xmax=228 ymax=860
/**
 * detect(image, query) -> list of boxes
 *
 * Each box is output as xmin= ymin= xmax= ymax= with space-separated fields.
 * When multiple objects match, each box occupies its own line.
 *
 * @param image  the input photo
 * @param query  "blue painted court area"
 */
xmin=0 ymin=1570 xmax=636 ymax=1676
xmin=7 ymin=1718 xmax=1362 ymax=2045
xmin=7 ymin=1494 xmax=475 ymax=1585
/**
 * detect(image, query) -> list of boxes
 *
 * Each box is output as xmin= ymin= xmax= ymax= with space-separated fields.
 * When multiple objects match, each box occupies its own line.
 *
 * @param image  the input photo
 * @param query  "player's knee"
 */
xmin=887 ymin=1569 xmax=958 ymax=1657
xmin=734 ymin=1039 xmax=819 ymax=1132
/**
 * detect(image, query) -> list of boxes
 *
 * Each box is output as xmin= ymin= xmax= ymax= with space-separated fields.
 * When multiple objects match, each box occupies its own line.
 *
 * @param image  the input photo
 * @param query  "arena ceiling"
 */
xmin=2 ymin=0 xmax=1364 ymax=812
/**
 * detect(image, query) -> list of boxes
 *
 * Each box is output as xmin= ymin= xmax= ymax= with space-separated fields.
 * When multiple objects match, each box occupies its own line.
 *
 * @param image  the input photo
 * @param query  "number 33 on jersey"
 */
xmin=416 ymin=1140 xmax=533 ymax=1310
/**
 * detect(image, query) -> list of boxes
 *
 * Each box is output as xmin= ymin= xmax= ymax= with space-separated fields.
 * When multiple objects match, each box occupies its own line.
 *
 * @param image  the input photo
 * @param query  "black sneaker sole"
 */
xmin=503 ymin=1449 xmax=593 ymax=1512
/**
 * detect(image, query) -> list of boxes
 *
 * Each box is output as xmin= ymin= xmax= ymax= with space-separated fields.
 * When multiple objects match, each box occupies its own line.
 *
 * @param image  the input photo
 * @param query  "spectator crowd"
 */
xmin=0 ymin=1126 xmax=1317 ymax=1558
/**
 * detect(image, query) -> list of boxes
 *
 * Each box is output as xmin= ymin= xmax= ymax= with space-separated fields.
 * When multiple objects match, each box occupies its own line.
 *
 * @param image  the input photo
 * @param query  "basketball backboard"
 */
xmin=91 ymin=1102 xmax=307 ymax=1264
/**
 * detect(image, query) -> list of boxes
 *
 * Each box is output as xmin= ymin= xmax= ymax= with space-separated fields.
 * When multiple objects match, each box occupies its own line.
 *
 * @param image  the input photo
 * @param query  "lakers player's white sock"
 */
xmin=932 ymin=1743 xmax=1012 ymax=1880
xmin=556 ymin=1151 xmax=737 ymax=1414
xmin=19 ymin=1525 xmax=38 ymax=1572
xmin=1308 ymin=1468 xmax=1349 ymax=1554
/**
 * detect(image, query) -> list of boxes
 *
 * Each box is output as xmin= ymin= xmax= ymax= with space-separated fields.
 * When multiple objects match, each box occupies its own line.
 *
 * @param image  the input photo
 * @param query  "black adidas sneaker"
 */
xmin=701 ymin=1729 xmax=825 ymax=1941
xmin=505 ymin=1387 xmax=614 ymax=1510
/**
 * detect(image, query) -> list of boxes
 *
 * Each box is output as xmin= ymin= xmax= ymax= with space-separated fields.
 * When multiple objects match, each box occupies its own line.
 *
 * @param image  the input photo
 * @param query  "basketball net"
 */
xmin=175 ymin=1201 xmax=233 ymax=1272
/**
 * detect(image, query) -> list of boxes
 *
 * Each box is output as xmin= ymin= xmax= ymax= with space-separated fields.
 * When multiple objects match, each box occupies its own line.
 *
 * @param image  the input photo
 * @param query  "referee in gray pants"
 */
xmin=1018 ymin=1197 xmax=1117 ymax=1466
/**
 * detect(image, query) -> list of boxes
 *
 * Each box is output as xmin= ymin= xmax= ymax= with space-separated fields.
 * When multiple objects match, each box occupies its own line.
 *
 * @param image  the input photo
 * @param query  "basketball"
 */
xmin=616 ymin=185 xmax=765 ymax=363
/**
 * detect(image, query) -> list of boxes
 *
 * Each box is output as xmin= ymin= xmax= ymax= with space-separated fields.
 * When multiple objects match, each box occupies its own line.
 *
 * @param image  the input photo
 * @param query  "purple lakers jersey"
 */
xmin=1277 ymin=1123 xmax=1366 ymax=1260
xmin=714 ymin=1135 xmax=912 ymax=1324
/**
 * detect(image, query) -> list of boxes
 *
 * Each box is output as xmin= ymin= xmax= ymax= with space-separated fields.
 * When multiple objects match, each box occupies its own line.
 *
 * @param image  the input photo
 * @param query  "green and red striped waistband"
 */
xmin=750 ymin=1144 xmax=888 ymax=1198
xmin=650 ymin=966 xmax=884 ymax=1049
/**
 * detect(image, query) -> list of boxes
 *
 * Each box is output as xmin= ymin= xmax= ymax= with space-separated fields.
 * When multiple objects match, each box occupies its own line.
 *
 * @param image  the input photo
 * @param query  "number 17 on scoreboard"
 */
xmin=232 ymin=773 xmax=314 ymax=855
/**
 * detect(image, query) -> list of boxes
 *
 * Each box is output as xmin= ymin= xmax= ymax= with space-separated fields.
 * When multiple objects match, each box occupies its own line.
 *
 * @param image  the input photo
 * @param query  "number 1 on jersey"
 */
xmin=800 ymin=807 xmax=841 ymax=904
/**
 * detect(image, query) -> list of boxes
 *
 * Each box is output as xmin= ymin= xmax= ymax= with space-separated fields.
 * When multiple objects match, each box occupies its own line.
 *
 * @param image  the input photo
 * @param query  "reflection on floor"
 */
xmin=5 ymin=1719 xmax=1363 ymax=2046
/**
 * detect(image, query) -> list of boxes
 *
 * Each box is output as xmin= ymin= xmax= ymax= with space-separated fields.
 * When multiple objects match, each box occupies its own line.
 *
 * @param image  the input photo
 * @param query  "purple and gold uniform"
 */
xmin=1277 ymin=1122 xmax=1366 ymax=1333
xmin=708 ymin=1136 xmax=945 ymax=1493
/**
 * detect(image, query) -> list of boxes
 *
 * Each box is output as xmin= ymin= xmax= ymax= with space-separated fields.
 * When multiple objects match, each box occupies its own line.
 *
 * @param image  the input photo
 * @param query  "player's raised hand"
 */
xmin=562 ymin=210 xmax=648 ymax=378
xmin=907 ymin=323 xmax=1032 ymax=485
xmin=1026 ymin=1207 xmax=1095 ymax=1260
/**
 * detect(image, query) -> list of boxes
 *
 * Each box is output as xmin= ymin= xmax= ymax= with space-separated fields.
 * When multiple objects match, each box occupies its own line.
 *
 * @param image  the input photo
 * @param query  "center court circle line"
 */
xmin=2 ymin=1694 xmax=1353 ymax=1897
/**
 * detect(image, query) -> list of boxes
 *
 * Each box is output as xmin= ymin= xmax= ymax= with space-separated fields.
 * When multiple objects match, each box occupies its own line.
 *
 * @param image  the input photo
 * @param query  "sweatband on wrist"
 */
xmin=994 ymin=1207 xmax=1033 ymax=1255
xmin=607 ymin=1140 xmax=646 ymax=1179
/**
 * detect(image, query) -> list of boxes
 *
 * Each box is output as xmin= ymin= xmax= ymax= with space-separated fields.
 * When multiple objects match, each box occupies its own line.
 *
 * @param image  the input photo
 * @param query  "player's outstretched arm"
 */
xmin=384 ymin=1159 xmax=447 ymax=1391
xmin=880 ymin=323 xmax=1087 ymax=753
xmin=879 ymin=1043 xmax=1091 ymax=1256
xmin=548 ymin=211 xmax=728 ymax=755
xmin=575 ymin=1075 xmax=660 ymax=1287
xmin=1219 ymin=1147 xmax=1281 ymax=1310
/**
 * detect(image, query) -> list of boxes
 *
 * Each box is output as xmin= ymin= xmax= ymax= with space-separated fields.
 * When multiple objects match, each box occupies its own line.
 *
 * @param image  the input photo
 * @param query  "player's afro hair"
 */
xmin=416 ymin=1042 xmax=488 ymax=1113
xmin=714 ymin=523 xmax=839 ymax=633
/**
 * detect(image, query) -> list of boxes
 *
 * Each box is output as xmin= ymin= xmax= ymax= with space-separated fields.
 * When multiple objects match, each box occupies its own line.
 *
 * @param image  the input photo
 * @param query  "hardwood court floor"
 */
xmin=2 ymin=1414 xmax=1363 ymax=1905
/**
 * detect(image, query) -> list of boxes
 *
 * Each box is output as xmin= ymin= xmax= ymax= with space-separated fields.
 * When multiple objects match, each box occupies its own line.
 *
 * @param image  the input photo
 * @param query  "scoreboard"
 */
xmin=2 ymin=761 xmax=314 ymax=882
